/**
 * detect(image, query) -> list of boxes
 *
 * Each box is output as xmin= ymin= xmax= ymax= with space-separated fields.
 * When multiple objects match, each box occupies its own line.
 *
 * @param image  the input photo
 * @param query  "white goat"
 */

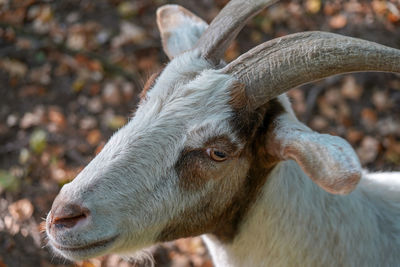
xmin=45 ymin=0 xmax=400 ymax=266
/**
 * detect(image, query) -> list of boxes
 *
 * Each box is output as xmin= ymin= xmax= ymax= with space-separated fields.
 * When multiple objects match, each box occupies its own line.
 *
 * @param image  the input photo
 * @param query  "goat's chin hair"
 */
xmin=121 ymin=248 xmax=155 ymax=267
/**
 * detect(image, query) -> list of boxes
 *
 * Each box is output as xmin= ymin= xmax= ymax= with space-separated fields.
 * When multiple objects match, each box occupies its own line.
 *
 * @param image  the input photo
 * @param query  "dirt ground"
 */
xmin=0 ymin=0 xmax=399 ymax=266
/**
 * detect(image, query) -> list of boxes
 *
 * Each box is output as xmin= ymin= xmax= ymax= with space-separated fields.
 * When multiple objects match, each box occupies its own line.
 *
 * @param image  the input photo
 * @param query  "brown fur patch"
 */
xmin=157 ymin=99 xmax=286 ymax=243
xmin=212 ymin=99 xmax=286 ymax=241
xmin=229 ymin=82 xmax=248 ymax=110
xmin=140 ymin=70 xmax=163 ymax=101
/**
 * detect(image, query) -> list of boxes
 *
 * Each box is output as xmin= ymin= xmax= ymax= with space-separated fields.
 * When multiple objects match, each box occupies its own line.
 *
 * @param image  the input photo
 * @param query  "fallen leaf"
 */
xmin=341 ymin=76 xmax=363 ymax=100
xmin=29 ymin=63 xmax=52 ymax=85
xmin=87 ymin=60 xmax=103 ymax=72
xmin=107 ymin=115 xmax=127 ymax=130
xmin=372 ymin=91 xmax=389 ymax=111
xmin=357 ymin=136 xmax=380 ymax=164
xmin=0 ymin=170 xmax=19 ymax=192
xmin=89 ymin=83 xmax=101 ymax=96
xmin=324 ymin=88 xmax=341 ymax=105
xmin=67 ymin=32 xmax=86 ymax=50
xmin=72 ymin=79 xmax=86 ymax=92
xmin=87 ymin=96 xmax=103 ymax=113
xmin=19 ymin=85 xmax=46 ymax=97
xmin=324 ymin=3 xmax=338 ymax=16
xmin=306 ymin=0 xmax=321 ymax=14
xmin=329 ymin=14 xmax=347 ymax=29
xmin=318 ymin=97 xmax=336 ymax=120
xmin=87 ymin=129 xmax=102 ymax=146
xmin=50 ymin=166 xmax=67 ymax=182
xmin=6 ymin=114 xmax=19 ymax=127
xmin=19 ymin=148 xmax=31 ymax=165
xmin=117 ymin=1 xmax=138 ymax=18
xmin=372 ymin=0 xmax=387 ymax=15
xmin=20 ymin=107 xmax=45 ymax=129
xmin=102 ymin=82 xmax=121 ymax=106
xmin=15 ymin=37 xmax=32 ymax=50
xmin=8 ymin=199 xmax=34 ymax=221
xmin=0 ymin=59 xmax=28 ymax=77
xmin=361 ymin=108 xmax=378 ymax=126
xmin=111 ymin=22 xmax=147 ymax=48
xmin=310 ymin=115 xmax=328 ymax=131
xmin=0 ymin=7 xmax=25 ymax=25
xmin=121 ymin=82 xmax=134 ymax=101
xmin=346 ymin=128 xmax=363 ymax=144
xmin=383 ymin=137 xmax=400 ymax=165
xmin=79 ymin=116 xmax=98 ymax=130
xmin=29 ymin=129 xmax=47 ymax=154
xmin=388 ymin=12 xmax=400 ymax=23
xmin=48 ymin=106 xmax=67 ymax=129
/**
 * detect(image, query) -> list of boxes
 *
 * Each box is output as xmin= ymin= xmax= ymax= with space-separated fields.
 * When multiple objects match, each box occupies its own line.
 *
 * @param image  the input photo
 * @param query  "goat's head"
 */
xmin=46 ymin=0 xmax=400 ymax=260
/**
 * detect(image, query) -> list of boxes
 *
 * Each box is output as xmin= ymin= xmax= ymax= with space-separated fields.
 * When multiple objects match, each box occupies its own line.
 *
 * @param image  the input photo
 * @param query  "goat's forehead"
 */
xmin=133 ymin=52 xmax=237 ymax=131
xmin=146 ymin=51 xmax=234 ymax=107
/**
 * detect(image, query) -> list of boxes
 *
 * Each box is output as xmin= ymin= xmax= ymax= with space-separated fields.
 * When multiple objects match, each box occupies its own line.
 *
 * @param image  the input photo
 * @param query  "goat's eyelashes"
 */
xmin=206 ymin=148 xmax=228 ymax=162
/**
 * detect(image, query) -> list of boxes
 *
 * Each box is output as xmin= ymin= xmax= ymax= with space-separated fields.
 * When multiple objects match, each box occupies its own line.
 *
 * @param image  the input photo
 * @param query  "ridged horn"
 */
xmin=222 ymin=31 xmax=400 ymax=108
xmin=196 ymin=0 xmax=279 ymax=64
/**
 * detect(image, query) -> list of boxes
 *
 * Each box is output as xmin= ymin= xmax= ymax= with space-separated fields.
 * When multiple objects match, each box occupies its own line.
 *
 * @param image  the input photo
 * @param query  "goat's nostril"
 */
xmin=51 ymin=203 xmax=89 ymax=229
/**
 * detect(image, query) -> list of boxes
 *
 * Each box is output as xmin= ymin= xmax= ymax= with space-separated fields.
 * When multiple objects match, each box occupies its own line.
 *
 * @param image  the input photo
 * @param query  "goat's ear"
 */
xmin=157 ymin=5 xmax=208 ymax=59
xmin=266 ymin=114 xmax=362 ymax=195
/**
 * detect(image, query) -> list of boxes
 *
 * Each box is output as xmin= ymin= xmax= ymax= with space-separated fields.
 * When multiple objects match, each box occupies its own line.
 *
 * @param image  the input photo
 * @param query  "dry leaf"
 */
xmin=329 ymin=14 xmax=347 ymax=29
xmin=107 ymin=115 xmax=127 ymax=130
xmin=79 ymin=116 xmax=98 ymax=130
xmin=102 ymin=82 xmax=122 ymax=106
xmin=87 ymin=129 xmax=102 ymax=146
xmin=357 ymin=136 xmax=380 ymax=164
xmin=111 ymin=22 xmax=147 ymax=48
xmin=306 ymin=0 xmax=321 ymax=14
xmin=346 ymin=128 xmax=364 ymax=144
xmin=48 ymin=107 xmax=67 ymax=129
xmin=341 ymin=76 xmax=363 ymax=100
xmin=361 ymin=108 xmax=378 ymax=125
xmin=8 ymin=199 xmax=34 ymax=221
xmin=0 ymin=59 xmax=28 ymax=77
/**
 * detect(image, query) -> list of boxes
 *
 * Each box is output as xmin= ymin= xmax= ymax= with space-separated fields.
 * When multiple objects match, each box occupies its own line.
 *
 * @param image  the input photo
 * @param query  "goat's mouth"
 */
xmin=51 ymin=235 xmax=119 ymax=253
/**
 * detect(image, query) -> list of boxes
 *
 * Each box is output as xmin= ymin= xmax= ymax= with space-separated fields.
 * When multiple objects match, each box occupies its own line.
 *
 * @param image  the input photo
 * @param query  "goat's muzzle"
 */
xmin=48 ymin=199 xmax=89 ymax=232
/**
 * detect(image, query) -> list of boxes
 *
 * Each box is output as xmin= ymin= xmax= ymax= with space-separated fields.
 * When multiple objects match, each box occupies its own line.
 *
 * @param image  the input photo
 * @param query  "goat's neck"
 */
xmin=203 ymin=160 xmax=399 ymax=267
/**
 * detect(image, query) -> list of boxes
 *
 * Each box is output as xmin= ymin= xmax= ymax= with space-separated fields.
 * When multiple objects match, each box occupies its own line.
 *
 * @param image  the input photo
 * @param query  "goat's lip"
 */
xmin=51 ymin=235 xmax=119 ymax=252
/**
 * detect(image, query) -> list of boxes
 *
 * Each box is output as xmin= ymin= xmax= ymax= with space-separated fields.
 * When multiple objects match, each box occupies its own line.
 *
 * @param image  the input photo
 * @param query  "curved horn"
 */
xmin=222 ymin=31 xmax=400 ymax=108
xmin=196 ymin=0 xmax=279 ymax=64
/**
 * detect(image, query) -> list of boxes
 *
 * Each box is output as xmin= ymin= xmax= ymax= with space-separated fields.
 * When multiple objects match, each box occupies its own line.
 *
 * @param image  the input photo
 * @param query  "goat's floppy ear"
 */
xmin=266 ymin=113 xmax=362 ymax=195
xmin=157 ymin=5 xmax=208 ymax=59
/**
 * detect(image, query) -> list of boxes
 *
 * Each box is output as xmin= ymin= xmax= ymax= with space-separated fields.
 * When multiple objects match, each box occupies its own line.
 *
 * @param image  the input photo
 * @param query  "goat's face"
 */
xmin=46 ymin=49 xmax=266 ymax=259
xmin=46 ymin=1 xmax=400 ymax=261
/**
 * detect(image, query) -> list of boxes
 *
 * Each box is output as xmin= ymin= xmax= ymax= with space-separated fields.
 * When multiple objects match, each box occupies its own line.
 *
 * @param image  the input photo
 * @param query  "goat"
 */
xmin=45 ymin=0 xmax=400 ymax=266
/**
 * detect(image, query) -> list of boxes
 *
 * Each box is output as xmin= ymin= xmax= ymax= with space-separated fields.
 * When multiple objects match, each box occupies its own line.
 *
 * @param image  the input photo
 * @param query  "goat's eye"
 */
xmin=206 ymin=148 xmax=227 ymax=162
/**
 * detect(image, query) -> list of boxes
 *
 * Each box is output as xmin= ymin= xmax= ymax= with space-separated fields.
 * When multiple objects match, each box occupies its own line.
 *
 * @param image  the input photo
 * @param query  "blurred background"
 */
xmin=0 ymin=0 xmax=399 ymax=266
